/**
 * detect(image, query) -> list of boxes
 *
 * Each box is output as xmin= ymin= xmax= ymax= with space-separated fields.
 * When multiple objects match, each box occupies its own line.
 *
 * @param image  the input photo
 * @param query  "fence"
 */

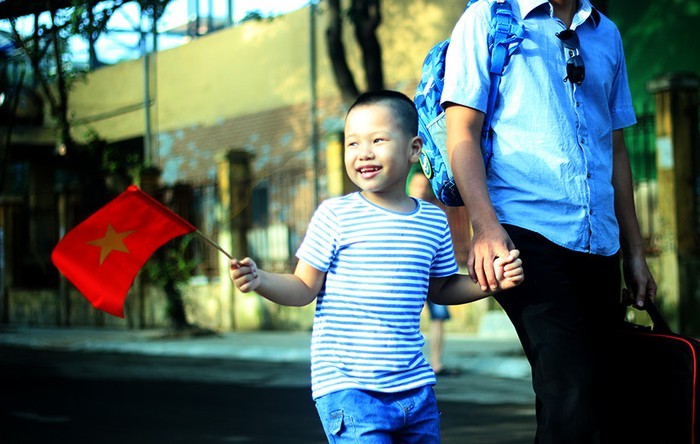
xmin=181 ymin=166 xmax=317 ymax=277
xmin=626 ymin=109 xmax=659 ymax=254
xmin=248 ymin=167 xmax=316 ymax=273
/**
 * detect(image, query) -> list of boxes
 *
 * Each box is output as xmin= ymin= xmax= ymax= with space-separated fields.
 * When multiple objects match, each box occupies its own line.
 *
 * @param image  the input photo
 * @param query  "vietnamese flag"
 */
xmin=51 ymin=185 xmax=196 ymax=318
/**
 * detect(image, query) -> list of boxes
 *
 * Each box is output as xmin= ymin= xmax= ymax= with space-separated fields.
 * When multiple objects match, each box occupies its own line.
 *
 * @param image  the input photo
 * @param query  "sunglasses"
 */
xmin=556 ymin=29 xmax=585 ymax=85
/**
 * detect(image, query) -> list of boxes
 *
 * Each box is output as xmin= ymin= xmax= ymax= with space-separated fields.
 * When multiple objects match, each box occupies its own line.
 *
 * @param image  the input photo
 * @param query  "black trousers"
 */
xmin=494 ymin=225 xmax=625 ymax=444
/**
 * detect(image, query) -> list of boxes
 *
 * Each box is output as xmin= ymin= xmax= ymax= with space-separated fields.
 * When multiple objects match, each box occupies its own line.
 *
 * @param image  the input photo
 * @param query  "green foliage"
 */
xmin=611 ymin=0 xmax=700 ymax=112
xmin=143 ymin=233 xmax=201 ymax=330
xmin=240 ymin=10 xmax=277 ymax=23
xmin=83 ymin=129 xmax=140 ymax=176
xmin=136 ymin=0 xmax=172 ymax=22
xmin=145 ymin=234 xmax=201 ymax=288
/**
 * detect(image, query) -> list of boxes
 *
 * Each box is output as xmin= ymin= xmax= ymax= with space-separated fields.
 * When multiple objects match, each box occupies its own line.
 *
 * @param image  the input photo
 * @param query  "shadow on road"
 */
xmin=0 ymin=346 xmax=535 ymax=443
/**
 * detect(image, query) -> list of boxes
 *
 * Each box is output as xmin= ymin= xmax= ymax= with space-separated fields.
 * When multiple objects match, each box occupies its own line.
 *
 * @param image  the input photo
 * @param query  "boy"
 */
xmin=230 ymin=90 xmax=523 ymax=443
xmin=407 ymin=166 xmax=460 ymax=377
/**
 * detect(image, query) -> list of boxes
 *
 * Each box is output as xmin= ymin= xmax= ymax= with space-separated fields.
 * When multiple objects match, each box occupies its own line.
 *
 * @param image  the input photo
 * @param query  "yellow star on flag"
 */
xmin=87 ymin=224 xmax=136 ymax=265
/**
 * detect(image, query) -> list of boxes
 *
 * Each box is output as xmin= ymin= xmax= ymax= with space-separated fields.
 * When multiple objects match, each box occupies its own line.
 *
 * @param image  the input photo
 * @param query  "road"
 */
xmin=0 ymin=345 xmax=535 ymax=443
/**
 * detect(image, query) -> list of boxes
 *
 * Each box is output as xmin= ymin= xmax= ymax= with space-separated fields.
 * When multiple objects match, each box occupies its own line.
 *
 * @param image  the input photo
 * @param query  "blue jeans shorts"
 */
xmin=427 ymin=301 xmax=450 ymax=321
xmin=314 ymin=385 xmax=440 ymax=443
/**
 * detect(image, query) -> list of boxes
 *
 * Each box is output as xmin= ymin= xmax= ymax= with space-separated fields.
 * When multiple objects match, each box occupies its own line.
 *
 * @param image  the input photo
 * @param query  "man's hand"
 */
xmin=622 ymin=254 xmax=656 ymax=309
xmin=468 ymin=223 xmax=516 ymax=292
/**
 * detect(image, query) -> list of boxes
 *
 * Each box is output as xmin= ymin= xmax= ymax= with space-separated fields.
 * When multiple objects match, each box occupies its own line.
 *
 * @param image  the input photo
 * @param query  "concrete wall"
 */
xmin=68 ymin=0 xmax=465 ymax=145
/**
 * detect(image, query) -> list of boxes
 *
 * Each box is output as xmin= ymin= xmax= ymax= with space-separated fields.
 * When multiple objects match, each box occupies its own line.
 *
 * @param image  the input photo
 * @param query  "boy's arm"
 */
xmin=230 ymin=257 xmax=325 ymax=307
xmin=428 ymin=274 xmax=489 ymax=305
xmin=428 ymin=250 xmax=523 ymax=305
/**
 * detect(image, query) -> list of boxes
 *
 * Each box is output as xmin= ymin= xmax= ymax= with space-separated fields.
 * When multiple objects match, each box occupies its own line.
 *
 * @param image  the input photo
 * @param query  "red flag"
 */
xmin=51 ymin=185 xmax=196 ymax=318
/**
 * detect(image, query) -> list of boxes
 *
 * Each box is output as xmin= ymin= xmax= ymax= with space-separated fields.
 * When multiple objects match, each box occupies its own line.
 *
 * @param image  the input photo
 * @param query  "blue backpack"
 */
xmin=414 ymin=0 xmax=524 ymax=206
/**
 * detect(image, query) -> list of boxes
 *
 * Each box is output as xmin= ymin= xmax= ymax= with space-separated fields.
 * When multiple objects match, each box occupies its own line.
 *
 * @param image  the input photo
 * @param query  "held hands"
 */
xmin=229 ymin=257 xmax=260 ymax=293
xmin=469 ymin=223 xmax=516 ymax=292
xmin=493 ymin=249 xmax=524 ymax=291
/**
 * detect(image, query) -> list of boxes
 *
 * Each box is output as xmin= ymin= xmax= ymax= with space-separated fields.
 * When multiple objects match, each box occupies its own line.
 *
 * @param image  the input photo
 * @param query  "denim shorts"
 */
xmin=427 ymin=301 xmax=450 ymax=321
xmin=314 ymin=385 xmax=440 ymax=443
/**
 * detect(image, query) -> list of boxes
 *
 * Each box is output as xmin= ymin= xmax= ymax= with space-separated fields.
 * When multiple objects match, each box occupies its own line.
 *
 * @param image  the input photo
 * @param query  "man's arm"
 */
xmin=445 ymin=103 xmax=514 ymax=291
xmin=612 ymin=129 xmax=657 ymax=308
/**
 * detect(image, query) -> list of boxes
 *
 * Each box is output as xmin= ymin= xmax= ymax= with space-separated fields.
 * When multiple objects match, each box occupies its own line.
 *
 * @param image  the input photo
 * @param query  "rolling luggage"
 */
xmin=610 ymin=301 xmax=700 ymax=444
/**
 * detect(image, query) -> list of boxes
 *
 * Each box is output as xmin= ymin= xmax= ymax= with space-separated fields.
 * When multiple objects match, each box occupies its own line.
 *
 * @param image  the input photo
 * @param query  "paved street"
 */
xmin=0 ymin=327 xmax=535 ymax=443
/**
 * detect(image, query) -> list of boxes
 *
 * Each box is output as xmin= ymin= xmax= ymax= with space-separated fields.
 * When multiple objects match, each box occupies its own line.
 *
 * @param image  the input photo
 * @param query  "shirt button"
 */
xmin=580 ymin=138 xmax=586 ymax=144
xmin=587 ymin=173 xmax=592 ymax=178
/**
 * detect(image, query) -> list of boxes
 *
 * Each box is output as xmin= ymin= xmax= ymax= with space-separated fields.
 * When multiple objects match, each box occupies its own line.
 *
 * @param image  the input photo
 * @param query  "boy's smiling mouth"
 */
xmin=357 ymin=165 xmax=382 ymax=178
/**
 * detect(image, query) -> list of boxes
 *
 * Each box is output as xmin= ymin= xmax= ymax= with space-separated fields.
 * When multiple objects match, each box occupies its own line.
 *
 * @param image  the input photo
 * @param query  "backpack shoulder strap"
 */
xmin=489 ymin=0 xmax=523 ymax=76
xmin=482 ymin=0 xmax=524 ymax=166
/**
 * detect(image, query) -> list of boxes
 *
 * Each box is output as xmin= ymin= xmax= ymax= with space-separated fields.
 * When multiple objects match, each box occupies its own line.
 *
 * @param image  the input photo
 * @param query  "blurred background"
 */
xmin=0 ymin=0 xmax=698 ymax=337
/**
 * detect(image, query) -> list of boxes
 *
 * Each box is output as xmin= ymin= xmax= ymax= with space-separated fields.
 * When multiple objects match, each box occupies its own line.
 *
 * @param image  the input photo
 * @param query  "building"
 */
xmin=1 ymin=0 xmax=699 ymax=333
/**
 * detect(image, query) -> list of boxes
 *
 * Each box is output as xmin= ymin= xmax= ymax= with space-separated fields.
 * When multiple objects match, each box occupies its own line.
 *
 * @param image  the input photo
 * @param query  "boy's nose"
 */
xmin=357 ymin=145 xmax=374 ymax=159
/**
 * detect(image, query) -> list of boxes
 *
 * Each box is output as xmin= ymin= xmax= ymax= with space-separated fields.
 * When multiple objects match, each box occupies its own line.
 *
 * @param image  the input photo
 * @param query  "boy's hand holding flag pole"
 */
xmin=51 ymin=185 xmax=232 ymax=318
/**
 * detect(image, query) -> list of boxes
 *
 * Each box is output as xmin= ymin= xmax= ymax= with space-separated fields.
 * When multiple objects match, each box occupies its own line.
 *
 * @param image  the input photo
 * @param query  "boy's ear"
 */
xmin=410 ymin=136 xmax=423 ymax=162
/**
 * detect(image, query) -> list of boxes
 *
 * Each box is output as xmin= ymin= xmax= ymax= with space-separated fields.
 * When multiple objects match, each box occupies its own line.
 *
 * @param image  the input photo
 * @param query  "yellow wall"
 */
xmin=64 ymin=0 xmax=489 ymax=332
xmin=69 ymin=0 xmax=464 ymax=143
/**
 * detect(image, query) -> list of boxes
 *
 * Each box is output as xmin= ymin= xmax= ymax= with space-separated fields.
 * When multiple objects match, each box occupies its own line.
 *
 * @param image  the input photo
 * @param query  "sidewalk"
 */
xmin=0 ymin=323 xmax=530 ymax=379
xmin=0 ymin=323 xmax=536 ymax=407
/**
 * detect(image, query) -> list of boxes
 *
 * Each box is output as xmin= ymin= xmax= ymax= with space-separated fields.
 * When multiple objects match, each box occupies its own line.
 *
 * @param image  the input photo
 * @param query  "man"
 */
xmin=441 ymin=0 xmax=656 ymax=442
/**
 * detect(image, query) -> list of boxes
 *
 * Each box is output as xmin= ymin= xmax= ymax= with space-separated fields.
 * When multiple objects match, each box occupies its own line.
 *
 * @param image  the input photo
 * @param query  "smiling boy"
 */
xmin=230 ymin=90 xmax=523 ymax=443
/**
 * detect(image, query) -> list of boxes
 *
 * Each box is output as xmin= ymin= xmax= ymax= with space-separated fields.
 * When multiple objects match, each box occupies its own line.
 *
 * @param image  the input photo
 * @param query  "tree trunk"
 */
xmin=325 ymin=0 xmax=359 ymax=103
xmin=350 ymin=0 xmax=384 ymax=92
xmin=164 ymin=280 xmax=190 ymax=330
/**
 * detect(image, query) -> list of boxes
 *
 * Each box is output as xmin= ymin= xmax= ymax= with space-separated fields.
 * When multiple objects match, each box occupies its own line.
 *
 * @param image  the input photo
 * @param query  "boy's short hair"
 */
xmin=347 ymin=90 xmax=419 ymax=137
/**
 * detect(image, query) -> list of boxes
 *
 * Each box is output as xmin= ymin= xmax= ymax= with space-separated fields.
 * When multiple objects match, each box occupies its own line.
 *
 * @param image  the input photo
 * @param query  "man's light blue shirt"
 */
xmin=442 ymin=0 xmax=636 ymax=255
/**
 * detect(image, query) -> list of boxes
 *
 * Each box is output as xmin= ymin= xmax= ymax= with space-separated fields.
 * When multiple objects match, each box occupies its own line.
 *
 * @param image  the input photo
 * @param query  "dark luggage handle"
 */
xmin=643 ymin=300 xmax=673 ymax=334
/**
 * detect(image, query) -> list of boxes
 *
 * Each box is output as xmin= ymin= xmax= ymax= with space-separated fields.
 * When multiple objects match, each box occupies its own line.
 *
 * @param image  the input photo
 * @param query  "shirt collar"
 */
xmin=517 ymin=0 xmax=601 ymax=28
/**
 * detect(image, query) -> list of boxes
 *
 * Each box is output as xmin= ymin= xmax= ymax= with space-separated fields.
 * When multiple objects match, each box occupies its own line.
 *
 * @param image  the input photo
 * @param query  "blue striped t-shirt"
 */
xmin=296 ymin=192 xmax=459 ymax=399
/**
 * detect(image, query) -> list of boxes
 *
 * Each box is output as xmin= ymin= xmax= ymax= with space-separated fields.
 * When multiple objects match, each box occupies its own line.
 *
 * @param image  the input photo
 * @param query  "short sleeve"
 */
xmin=608 ymin=32 xmax=636 ymax=130
xmin=441 ymin=2 xmax=493 ymax=112
xmin=295 ymin=202 xmax=339 ymax=273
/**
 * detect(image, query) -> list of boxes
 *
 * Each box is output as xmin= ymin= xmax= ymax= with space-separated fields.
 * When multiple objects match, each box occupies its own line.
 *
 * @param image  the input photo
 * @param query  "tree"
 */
xmin=0 ymin=31 xmax=29 ymax=195
xmin=322 ymin=0 xmax=608 ymax=104
xmin=145 ymin=234 xmax=203 ymax=333
xmin=9 ymin=7 xmax=74 ymax=153
xmin=325 ymin=0 xmax=384 ymax=103
xmin=7 ymin=0 xmax=170 ymax=153
xmin=5 ymin=0 xmax=204 ymax=331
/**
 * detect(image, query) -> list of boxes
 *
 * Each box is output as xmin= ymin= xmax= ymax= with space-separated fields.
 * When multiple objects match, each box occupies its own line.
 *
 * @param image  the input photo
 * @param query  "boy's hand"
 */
xmin=229 ymin=257 xmax=260 ymax=293
xmin=494 ymin=249 xmax=524 ymax=291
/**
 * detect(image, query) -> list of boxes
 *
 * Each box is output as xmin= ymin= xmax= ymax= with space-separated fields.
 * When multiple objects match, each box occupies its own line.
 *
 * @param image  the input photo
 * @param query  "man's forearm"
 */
xmin=612 ymin=130 xmax=645 ymax=258
xmin=445 ymin=105 xmax=500 ymax=230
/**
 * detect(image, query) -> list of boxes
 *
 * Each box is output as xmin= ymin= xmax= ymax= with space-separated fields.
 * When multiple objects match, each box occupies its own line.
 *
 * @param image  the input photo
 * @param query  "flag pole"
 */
xmin=195 ymin=229 xmax=233 ymax=259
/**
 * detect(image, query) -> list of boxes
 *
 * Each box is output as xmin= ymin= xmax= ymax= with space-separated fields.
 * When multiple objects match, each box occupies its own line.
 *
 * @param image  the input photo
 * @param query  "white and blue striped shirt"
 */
xmin=296 ymin=192 xmax=459 ymax=399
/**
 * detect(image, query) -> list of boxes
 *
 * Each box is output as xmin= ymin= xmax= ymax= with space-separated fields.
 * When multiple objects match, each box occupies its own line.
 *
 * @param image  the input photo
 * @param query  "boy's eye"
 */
xmin=373 ymin=138 xmax=385 ymax=144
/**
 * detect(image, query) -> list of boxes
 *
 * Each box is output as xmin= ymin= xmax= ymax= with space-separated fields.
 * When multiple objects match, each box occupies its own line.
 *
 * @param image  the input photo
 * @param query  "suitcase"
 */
xmin=609 ymin=301 xmax=700 ymax=444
